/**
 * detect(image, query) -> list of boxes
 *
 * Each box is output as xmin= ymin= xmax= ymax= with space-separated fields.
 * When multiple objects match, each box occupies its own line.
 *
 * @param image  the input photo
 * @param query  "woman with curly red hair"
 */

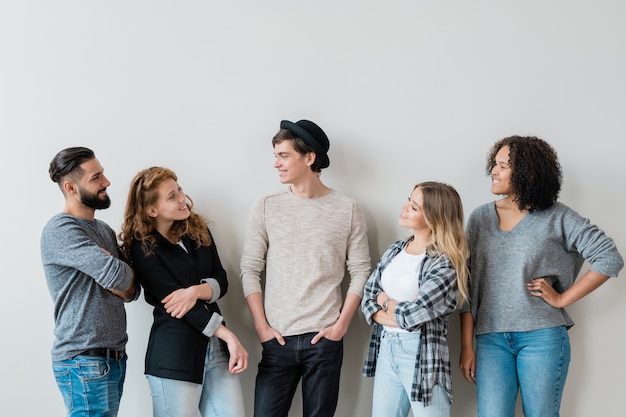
xmin=120 ymin=167 xmax=247 ymax=417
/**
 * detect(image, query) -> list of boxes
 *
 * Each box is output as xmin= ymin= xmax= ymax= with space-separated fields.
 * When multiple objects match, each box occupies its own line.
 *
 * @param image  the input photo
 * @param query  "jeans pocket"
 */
xmin=80 ymin=360 xmax=111 ymax=382
xmin=261 ymin=338 xmax=281 ymax=347
xmin=53 ymin=366 xmax=74 ymax=412
xmin=319 ymin=336 xmax=343 ymax=344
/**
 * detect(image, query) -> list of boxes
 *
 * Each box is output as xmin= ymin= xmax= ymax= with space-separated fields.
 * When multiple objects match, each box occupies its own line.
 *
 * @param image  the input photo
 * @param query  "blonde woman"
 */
xmin=362 ymin=181 xmax=469 ymax=417
xmin=120 ymin=167 xmax=247 ymax=417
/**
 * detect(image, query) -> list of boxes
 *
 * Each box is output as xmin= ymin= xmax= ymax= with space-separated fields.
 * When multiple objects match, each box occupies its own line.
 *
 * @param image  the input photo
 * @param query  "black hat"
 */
xmin=280 ymin=119 xmax=330 ymax=169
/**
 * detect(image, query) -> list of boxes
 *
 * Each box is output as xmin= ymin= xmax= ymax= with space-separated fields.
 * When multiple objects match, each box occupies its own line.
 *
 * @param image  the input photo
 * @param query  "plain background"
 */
xmin=1 ymin=1 xmax=624 ymax=416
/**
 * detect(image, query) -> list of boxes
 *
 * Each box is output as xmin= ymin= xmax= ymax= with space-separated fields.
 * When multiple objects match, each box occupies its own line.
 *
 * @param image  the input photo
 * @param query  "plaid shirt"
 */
xmin=361 ymin=238 xmax=458 ymax=406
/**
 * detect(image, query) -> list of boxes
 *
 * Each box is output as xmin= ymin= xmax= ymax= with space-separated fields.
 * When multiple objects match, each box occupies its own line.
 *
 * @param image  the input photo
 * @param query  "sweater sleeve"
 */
xmin=561 ymin=204 xmax=624 ymax=278
xmin=345 ymin=202 xmax=372 ymax=297
xmin=41 ymin=215 xmax=133 ymax=291
xmin=240 ymin=197 xmax=269 ymax=297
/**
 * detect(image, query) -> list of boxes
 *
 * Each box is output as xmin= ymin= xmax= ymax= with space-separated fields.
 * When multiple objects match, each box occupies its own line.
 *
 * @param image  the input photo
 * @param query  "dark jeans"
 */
xmin=254 ymin=332 xmax=343 ymax=417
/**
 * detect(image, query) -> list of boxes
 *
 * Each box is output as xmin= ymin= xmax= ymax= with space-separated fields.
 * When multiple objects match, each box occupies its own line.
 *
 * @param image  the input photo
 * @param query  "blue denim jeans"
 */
xmin=475 ymin=326 xmax=571 ymax=417
xmin=372 ymin=331 xmax=450 ymax=417
xmin=52 ymin=353 xmax=127 ymax=417
xmin=253 ymin=332 xmax=343 ymax=417
xmin=147 ymin=337 xmax=245 ymax=417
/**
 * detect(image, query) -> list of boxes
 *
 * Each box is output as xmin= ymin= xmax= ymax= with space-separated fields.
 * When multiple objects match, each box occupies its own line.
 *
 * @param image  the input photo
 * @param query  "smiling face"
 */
xmin=74 ymin=158 xmax=111 ymax=210
xmin=148 ymin=178 xmax=190 ymax=229
xmin=399 ymin=187 xmax=430 ymax=233
xmin=273 ymin=140 xmax=314 ymax=185
xmin=491 ymin=145 xmax=514 ymax=196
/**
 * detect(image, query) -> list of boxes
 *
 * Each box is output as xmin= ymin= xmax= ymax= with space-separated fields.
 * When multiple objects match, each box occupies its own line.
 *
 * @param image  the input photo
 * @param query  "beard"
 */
xmin=79 ymin=187 xmax=111 ymax=210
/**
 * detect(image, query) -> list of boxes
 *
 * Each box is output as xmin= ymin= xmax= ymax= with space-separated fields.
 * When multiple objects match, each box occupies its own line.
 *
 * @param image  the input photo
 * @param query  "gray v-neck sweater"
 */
xmin=462 ymin=201 xmax=623 ymax=334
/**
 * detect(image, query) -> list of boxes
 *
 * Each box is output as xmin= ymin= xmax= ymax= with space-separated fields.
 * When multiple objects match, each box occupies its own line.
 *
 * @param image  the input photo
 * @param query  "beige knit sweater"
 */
xmin=240 ymin=188 xmax=371 ymax=336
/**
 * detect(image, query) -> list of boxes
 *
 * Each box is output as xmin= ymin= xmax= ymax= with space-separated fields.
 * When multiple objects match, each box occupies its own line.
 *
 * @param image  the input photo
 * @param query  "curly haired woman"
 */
xmin=120 ymin=167 xmax=247 ymax=417
xmin=459 ymin=136 xmax=623 ymax=417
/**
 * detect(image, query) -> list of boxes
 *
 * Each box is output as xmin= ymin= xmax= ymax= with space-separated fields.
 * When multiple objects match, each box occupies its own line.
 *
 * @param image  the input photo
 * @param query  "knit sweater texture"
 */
xmin=41 ymin=213 xmax=134 ymax=361
xmin=462 ymin=201 xmax=623 ymax=335
xmin=240 ymin=188 xmax=371 ymax=336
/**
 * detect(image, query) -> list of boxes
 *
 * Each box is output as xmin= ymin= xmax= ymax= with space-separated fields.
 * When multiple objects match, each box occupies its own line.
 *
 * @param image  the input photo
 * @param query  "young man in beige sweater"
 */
xmin=240 ymin=119 xmax=371 ymax=417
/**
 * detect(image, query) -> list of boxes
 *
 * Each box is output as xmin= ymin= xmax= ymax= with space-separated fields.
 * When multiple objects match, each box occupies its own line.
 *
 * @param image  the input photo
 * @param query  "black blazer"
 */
xmin=131 ymin=229 xmax=228 ymax=383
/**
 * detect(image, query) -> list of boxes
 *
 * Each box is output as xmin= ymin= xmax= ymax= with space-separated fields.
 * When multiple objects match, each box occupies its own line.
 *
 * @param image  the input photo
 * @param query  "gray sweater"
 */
xmin=463 ymin=201 xmax=623 ymax=335
xmin=41 ymin=213 xmax=134 ymax=361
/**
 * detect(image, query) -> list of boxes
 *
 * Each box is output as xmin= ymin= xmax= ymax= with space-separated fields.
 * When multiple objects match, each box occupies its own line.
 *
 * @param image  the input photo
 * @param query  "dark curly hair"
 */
xmin=486 ymin=136 xmax=562 ymax=212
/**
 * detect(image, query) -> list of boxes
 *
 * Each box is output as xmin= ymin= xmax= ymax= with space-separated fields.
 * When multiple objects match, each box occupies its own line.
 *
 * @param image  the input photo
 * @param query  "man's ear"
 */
xmin=62 ymin=180 xmax=76 ymax=195
xmin=306 ymin=152 xmax=316 ymax=166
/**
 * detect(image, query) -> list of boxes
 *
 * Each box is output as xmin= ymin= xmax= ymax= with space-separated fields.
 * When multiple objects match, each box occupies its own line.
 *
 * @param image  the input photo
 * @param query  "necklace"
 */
xmin=407 ymin=239 xmax=426 ymax=255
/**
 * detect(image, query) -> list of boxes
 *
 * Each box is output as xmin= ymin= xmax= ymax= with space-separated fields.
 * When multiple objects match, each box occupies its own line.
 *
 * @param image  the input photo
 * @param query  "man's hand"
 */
xmin=257 ymin=325 xmax=285 ymax=346
xmin=311 ymin=322 xmax=347 ymax=344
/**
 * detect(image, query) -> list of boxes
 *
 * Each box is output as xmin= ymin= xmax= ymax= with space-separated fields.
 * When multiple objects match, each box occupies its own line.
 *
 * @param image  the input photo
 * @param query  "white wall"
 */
xmin=1 ymin=1 xmax=624 ymax=416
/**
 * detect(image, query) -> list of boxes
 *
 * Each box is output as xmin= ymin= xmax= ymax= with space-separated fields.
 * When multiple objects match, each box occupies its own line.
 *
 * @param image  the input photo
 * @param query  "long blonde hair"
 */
xmin=416 ymin=181 xmax=470 ymax=306
xmin=119 ymin=167 xmax=211 ymax=262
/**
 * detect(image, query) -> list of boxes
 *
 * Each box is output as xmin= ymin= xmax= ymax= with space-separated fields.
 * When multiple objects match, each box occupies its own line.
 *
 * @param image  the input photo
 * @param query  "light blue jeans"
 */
xmin=475 ymin=326 xmax=571 ymax=417
xmin=52 ymin=353 xmax=127 ymax=417
xmin=372 ymin=331 xmax=451 ymax=417
xmin=147 ymin=337 xmax=245 ymax=417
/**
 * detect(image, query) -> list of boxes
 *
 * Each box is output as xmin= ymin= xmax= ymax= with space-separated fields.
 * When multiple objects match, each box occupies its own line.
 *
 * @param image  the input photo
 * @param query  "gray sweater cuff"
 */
xmin=202 ymin=313 xmax=224 ymax=337
xmin=200 ymin=278 xmax=221 ymax=303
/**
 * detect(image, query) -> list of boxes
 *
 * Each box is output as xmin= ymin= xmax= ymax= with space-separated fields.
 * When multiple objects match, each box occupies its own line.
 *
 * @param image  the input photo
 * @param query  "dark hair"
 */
xmin=49 ymin=147 xmax=95 ymax=183
xmin=487 ymin=136 xmax=562 ymax=211
xmin=272 ymin=129 xmax=325 ymax=173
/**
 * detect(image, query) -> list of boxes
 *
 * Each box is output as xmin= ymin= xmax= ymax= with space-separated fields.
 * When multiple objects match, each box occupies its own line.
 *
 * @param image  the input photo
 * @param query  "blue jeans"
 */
xmin=254 ymin=332 xmax=343 ymax=417
xmin=147 ymin=337 xmax=245 ymax=417
xmin=52 ymin=353 xmax=127 ymax=417
xmin=372 ymin=331 xmax=450 ymax=417
xmin=476 ymin=326 xmax=571 ymax=417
